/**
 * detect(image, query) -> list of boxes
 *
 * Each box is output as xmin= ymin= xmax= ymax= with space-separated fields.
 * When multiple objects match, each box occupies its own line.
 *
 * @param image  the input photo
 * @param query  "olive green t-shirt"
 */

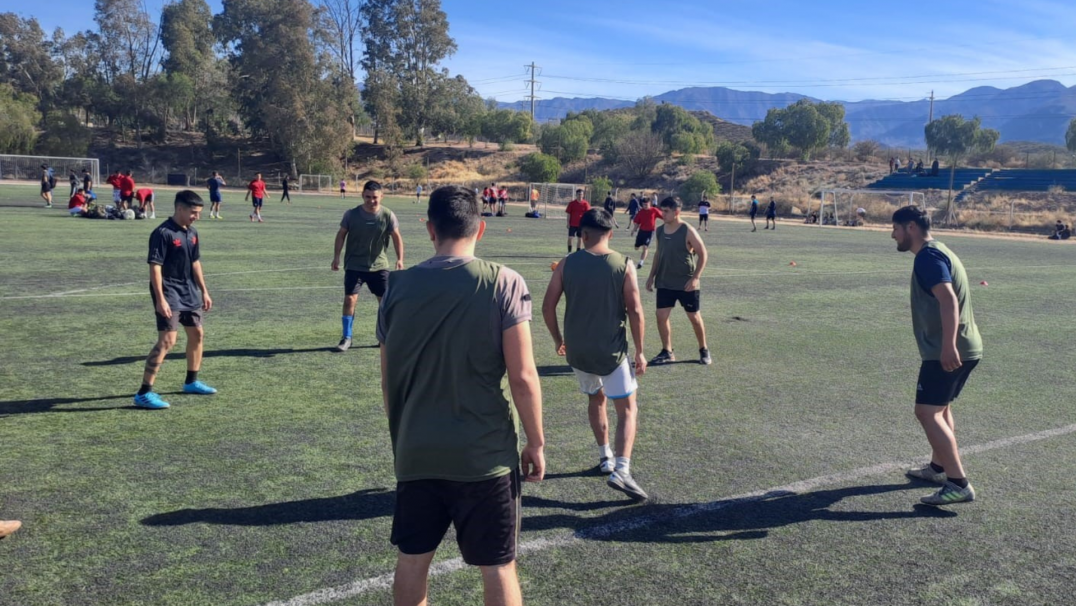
xmin=561 ymin=249 xmax=629 ymax=376
xmin=910 ymin=240 xmax=983 ymax=361
xmin=654 ymin=223 xmax=697 ymax=291
xmin=376 ymin=256 xmax=532 ymax=482
xmin=341 ymin=206 xmax=399 ymax=271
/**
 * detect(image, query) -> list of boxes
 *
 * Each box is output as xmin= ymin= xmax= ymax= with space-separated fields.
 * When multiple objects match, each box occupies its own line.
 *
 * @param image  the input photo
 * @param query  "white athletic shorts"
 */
xmin=572 ymin=358 xmax=637 ymax=399
xmin=112 ymin=189 xmax=121 ymax=203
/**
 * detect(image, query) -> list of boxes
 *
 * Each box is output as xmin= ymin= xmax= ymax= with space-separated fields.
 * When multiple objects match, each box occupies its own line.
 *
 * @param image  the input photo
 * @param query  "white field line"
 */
xmin=3 ymin=264 xmax=1073 ymax=302
xmin=264 ymin=422 xmax=1076 ymax=606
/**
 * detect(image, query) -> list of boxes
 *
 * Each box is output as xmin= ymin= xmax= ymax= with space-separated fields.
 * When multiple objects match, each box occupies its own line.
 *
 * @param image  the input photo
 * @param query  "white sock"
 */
xmin=598 ymin=444 xmax=613 ymax=460
xmin=615 ymin=456 xmax=630 ymax=473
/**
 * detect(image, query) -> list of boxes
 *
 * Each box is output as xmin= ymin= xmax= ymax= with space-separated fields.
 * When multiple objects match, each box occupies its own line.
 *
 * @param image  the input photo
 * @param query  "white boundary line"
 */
xmin=264 ymin=422 xmax=1076 ymax=606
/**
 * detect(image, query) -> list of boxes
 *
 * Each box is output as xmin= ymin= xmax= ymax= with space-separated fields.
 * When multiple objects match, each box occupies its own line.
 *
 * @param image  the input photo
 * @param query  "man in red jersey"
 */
xmin=245 ymin=173 xmax=267 ymax=222
xmin=565 ymin=188 xmax=590 ymax=253
xmin=135 ymin=187 xmax=157 ymax=219
xmin=119 ymin=170 xmax=136 ymax=211
xmin=632 ymin=197 xmax=663 ymax=269
xmin=107 ymin=170 xmax=123 ymax=206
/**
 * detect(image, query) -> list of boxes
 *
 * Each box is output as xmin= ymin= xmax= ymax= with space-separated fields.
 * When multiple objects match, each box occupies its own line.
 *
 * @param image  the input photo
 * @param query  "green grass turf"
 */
xmin=2 ymin=183 xmax=1076 ymax=605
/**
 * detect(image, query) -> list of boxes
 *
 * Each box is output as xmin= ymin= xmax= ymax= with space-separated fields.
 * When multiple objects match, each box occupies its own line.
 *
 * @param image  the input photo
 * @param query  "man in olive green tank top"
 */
xmin=331 ymin=180 xmax=404 ymax=352
xmin=646 ymin=197 xmax=711 ymax=366
xmin=543 ymin=208 xmax=650 ymax=501
xmin=378 ymin=185 xmax=545 ymax=605
xmin=891 ymin=206 xmax=982 ymax=506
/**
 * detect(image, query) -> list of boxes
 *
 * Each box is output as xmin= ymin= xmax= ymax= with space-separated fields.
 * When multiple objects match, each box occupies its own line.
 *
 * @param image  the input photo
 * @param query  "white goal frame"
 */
xmin=0 ymin=154 xmax=100 ymax=191
xmin=299 ymin=174 xmax=334 ymax=192
xmin=815 ymin=188 xmax=926 ymax=226
xmin=527 ymin=182 xmax=586 ymax=218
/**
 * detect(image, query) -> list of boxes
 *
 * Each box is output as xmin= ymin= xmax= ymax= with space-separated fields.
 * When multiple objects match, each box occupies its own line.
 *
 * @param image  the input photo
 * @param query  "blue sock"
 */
xmin=342 ymin=315 xmax=354 ymax=338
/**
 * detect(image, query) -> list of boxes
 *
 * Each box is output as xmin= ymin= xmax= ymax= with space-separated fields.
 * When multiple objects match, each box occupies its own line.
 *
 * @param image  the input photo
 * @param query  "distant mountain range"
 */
xmin=499 ymin=80 xmax=1076 ymax=148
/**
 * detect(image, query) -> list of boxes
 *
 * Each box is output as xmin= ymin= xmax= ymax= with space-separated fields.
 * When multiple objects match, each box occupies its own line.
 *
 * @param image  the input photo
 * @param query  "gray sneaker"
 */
xmin=607 ymin=469 xmax=648 ymax=501
xmin=921 ymin=481 xmax=975 ymax=506
xmin=335 ymin=337 xmax=352 ymax=352
xmin=598 ymin=457 xmax=615 ymax=474
xmin=699 ymin=348 xmax=712 ymax=365
xmin=906 ymin=464 xmax=946 ymax=485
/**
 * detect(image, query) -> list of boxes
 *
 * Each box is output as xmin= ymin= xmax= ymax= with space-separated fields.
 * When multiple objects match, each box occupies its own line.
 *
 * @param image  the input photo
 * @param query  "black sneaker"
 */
xmin=335 ymin=337 xmax=352 ymax=352
xmin=649 ymin=349 xmax=675 ymax=365
xmin=699 ymin=348 xmax=712 ymax=365
xmin=607 ymin=469 xmax=648 ymax=501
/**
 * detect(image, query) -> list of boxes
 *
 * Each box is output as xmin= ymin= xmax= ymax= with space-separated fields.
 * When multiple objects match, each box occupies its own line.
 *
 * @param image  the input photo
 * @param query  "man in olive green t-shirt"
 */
xmin=331 ymin=180 xmax=404 ymax=352
xmin=377 ymin=185 xmax=545 ymax=606
xmin=892 ymin=206 xmax=983 ymax=506
xmin=646 ymin=197 xmax=710 ymax=366
xmin=543 ymin=208 xmax=649 ymax=501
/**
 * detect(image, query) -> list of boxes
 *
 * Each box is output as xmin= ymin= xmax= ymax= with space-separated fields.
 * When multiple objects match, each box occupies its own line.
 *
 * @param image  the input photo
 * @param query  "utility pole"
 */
xmin=928 ymin=91 xmax=935 ymax=162
xmin=525 ymin=62 xmax=541 ymax=122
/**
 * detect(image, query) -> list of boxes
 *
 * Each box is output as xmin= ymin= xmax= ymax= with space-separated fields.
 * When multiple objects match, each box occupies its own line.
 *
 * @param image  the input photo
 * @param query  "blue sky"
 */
xmin=14 ymin=0 xmax=1076 ymax=104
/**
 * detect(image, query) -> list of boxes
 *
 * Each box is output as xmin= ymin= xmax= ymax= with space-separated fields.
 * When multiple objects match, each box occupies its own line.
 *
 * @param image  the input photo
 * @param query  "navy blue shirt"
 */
xmin=766 ymin=201 xmax=776 ymax=215
xmin=628 ymin=199 xmax=640 ymax=213
xmin=913 ymin=245 xmax=953 ymax=296
xmin=148 ymin=218 xmax=202 ymax=311
xmin=206 ymin=176 xmax=222 ymax=193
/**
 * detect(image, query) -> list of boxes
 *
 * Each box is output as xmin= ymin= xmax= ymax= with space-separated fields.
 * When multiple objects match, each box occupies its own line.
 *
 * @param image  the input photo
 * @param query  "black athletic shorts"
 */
xmin=656 ymin=288 xmax=701 ymax=312
xmin=251 ymin=197 xmax=264 ymax=208
xmin=699 ymin=214 xmax=709 ymax=222
xmin=634 ymin=230 xmax=654 ymax=248
xmin=41 ymin=183 xmax=52 ymax=194
xmin=915 ymin=359 xmax=980 ymax=406
xmin=391 ymin=469 xmax=521 ymax=566
xmin=344 ymin=269 xmax=389 ymax=297
xmin=155 ymin=308 xmax=203 ymax=332
xmin=568 ymin=226 xmax=582 ymax=238
xmin=210 ymin=192 xmax=222 ymax=203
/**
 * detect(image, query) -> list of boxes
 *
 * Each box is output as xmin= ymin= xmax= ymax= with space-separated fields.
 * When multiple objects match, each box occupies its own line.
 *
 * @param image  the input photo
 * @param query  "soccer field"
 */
xmin=2 ymin=184 xmax=1076 ymax=606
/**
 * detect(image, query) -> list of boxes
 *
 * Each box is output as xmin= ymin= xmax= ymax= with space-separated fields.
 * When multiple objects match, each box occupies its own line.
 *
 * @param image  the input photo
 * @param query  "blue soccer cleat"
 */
xmin=133 ymin=392 xmax=170 ymax=409
xmin=182 ymin=381 xmax=217 ymax=395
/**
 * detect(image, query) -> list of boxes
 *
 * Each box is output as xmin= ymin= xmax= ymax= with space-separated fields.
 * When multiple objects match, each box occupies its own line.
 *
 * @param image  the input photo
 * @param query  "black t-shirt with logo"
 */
xmin=147 ymin=218 xmax=202 ymax=311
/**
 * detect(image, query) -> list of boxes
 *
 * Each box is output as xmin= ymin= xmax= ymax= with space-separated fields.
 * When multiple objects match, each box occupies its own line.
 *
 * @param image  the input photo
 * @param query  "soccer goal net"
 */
xmin=527 ymin=183 xmax=585 ymax=218
xmin=815 ymin=189 xmax=926 ymax=226
xmin=299 ymin=174 xmax=334 ymax=192
xmin=0 ymin=154 xmax=100 ymax=192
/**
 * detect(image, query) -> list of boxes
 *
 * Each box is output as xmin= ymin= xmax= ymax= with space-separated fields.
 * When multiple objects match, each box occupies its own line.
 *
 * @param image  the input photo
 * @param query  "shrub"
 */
xmin=679 ymin=170 xmax=721 ymax=204
xmin=590 ymin=176 xmax=613 ymax=202
xmin=519 ymin=152 xmax=561 ymax=183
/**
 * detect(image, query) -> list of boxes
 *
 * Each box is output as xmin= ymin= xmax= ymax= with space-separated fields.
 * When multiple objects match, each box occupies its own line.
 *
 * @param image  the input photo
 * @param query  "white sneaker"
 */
xmin=149 ymin=213 xmax=155 ymax=219
xmin=599 ymin=457 xmax=615 ymax=474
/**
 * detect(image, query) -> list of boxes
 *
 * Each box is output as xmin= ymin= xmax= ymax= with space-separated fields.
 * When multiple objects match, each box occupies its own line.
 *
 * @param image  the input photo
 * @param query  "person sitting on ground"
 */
xmin=68 ymin=188 xmax=88 ymax=215
xmin=806 ymin=212 xmax=819 ymax=224
xmin=914 ymin=161 xmax=924 ymax=175
xmin=1062 ymin=225 xmax=1072 ymax=240
xmin=1050 ymin=220 xmax=1066 ymax=240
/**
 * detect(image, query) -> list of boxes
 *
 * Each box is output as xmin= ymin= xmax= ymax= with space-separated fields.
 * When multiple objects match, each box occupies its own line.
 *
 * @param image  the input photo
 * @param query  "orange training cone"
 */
xmin=790 ymin=261 xmax=797 ymax=267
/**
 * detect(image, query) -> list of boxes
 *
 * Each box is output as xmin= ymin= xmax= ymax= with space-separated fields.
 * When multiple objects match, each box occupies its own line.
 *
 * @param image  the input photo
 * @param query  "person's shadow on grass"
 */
xmin=522 ymin=481 xmax=955 ymax=543
xmin=82 ymin=346 xmax=357 ymax=366
xmin=141 ymin=488 xmax=395 ymax=527
xmin=0 ymin=395 xmax=137 ymax=416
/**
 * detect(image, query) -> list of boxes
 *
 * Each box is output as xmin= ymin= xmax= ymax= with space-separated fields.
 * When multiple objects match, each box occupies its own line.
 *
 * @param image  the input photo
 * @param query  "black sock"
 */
xmin=948 ymin=477 xmax=969 ymax=488
xmin=137 ymin=384 xmax=152 ymax=396
xmin=930 ymin=462 xmax=945 ymax=473
xmin=185 ymin=370 xmax=198 ymax=385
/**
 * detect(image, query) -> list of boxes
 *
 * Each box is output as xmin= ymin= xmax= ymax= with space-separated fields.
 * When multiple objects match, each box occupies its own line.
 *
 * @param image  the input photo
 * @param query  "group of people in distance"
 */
xmin=203 ymin=172 xmax=293 ymax=221
xmin=7 ymin=181 xmax=983 ymax=606
xmin=481 ymin=182 xmax=509 ymax=215
xmin=889 ymin=155 xmax=941 ymax=177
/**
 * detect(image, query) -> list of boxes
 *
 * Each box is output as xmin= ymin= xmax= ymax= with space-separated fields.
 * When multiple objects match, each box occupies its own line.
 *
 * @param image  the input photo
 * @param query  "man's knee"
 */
xmin=914 ymin=404 xmax=947 ymax=423
xmin=158 ymin=331 xmax=178 ymax=349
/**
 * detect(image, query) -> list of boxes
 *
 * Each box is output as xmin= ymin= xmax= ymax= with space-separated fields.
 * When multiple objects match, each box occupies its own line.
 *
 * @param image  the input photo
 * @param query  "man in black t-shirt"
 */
xmin=134 ymin=190 xmax=216 ymax=409
xmin=280 ymin=175 xmax=292 ymax=205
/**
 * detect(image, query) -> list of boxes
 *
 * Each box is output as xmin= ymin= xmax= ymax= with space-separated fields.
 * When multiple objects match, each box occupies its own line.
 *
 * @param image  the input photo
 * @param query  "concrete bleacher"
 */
xmin=972 ymin=169 xmax=1076 ymax=193
xmin=866 ymin=168 xmax=994 ymax=191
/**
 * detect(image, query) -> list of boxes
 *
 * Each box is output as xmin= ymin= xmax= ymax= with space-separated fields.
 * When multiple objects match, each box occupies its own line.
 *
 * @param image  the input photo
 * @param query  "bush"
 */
xmin=679 ymin=170 xmax=721 ymax=204
xmin=405 ymin=163 xmax=427 ymax=182
xmin=519 ymin=152 xmax=561 ymax=183
xmin=590 ymin=176 xmax=613 ymax=202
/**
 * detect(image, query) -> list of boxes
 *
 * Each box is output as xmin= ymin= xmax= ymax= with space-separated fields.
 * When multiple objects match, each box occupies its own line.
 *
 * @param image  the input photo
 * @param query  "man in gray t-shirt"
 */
xmin=331 ymin=180 xmax=403 ymax=351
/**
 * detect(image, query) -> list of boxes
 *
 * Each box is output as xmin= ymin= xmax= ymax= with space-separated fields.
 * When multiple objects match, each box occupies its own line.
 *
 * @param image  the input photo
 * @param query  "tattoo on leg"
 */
xmin=144 ymin=344 xmax=165 ymax=377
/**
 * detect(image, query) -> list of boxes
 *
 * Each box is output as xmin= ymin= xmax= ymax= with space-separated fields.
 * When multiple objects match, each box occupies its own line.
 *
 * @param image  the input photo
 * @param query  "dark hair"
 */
xmin=363 ymin=180 xmax=382 ymax=192
xmin=576 ymin=188 xmax=584 ymax=194
xmin=174 ymin=190 xmax=204 ymax=207
xmin=659 ymin=196 xmax=681 ymax=209
xmin=580 ymin=208 xmax=614 ymax=235
xmin=892 ymin=205 xmax=930 ymax=231
xmin=428 ymin=185 xmax=480 ymax=239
